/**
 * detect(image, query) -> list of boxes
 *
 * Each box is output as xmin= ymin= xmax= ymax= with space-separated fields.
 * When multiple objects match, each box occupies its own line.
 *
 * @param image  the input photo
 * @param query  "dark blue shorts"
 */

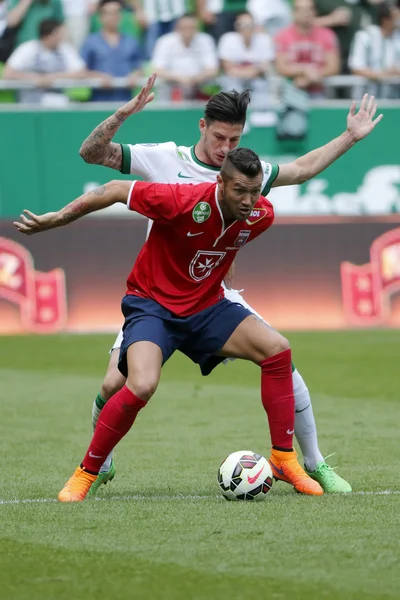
xmin=118 ymin=295 xmax=252 ymax=377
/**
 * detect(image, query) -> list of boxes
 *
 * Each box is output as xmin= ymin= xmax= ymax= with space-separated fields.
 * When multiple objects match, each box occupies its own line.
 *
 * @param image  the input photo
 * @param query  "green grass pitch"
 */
xmin=0 ymin=330 xmax=399 ymax=600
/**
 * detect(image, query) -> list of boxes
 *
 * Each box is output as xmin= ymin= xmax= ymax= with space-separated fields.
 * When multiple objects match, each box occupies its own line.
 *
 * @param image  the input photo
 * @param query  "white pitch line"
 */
xmin=0 ymin=490 xmax=400 ymax=506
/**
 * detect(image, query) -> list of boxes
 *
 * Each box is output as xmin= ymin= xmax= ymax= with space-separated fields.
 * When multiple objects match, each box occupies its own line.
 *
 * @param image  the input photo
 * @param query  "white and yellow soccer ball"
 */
xmin=217 ymin=450 xmax=273 ymax=501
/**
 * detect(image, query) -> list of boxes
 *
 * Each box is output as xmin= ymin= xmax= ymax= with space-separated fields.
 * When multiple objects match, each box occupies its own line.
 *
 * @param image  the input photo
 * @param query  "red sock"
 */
xmin=261 ymin=349 xmax=295 ymax=450
xmin=82 ymin=385 xmax=146 ymax=473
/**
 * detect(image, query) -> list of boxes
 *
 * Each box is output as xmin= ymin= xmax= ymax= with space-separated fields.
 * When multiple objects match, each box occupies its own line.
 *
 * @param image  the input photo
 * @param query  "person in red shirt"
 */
xmin=275 ymin=0 xmax=340 ymax=97
xmin=14 ymin=147 xmax=324 ymax=501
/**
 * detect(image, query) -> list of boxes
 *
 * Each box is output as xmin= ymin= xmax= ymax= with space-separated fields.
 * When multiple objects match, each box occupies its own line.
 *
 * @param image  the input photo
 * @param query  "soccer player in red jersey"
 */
xmin=73 ymin=75 xmax=381 ymax=495
xmin=14 ymin=147 xmax=326 ymax=500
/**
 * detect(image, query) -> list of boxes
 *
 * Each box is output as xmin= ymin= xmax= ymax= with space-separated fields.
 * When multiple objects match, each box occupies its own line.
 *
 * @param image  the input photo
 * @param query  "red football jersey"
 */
xmin=126 ymin=180 xmax=274 ymax=316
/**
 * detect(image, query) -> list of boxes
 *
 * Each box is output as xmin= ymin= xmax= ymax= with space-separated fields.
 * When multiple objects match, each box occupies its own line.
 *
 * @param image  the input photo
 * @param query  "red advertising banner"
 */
xmin=0 ymin=237 xmax=67 ymax=332
xmin=341 ymin=228 xmax=400 ymax=325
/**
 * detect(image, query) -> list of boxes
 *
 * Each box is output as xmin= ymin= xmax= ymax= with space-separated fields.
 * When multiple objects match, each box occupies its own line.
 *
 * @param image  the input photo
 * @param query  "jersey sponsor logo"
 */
xmin=178 ymin=172 xmax=194 ymax=179
xmin=264 ymin=163 xmax=272 ymax=179
xmin=246 ymin=208 xmax=268 ymax=225
xmin=192 ymin=202 xmax=211 ymax=224
xmin=139 ymin=143 xmax=159 ymax=147
xmin=176 ymin=148 xmax=190 ymax=162
xmin=189 ymin=250 xmax=226 ymax=282
xmin=233 ymin=230 xmax=251 ymax=247
xmin=187 ymin=231 xmax=204 ymax=237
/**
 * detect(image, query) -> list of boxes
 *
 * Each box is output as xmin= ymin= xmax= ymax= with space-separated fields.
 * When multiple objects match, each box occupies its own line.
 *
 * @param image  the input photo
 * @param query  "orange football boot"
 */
xmin=58 ymin=466 xmax=97 ymax=502
xmin=269 ymin=449 xmax=324 ymax=496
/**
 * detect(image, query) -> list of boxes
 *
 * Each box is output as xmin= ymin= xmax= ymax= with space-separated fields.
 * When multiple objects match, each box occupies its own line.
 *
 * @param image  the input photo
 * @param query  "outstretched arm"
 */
xmin=79 ymin=74 xmax=156 ymax=169
xmin=13 ymin=180 xmax=132 ymax=235
xmin=273 ymin=94 xmax=383 ymax=187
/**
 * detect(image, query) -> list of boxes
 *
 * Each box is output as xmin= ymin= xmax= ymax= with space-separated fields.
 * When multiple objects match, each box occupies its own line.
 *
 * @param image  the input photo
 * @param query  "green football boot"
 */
xmin=87 ymin=459 xmax=116 ymax=497
xmin=305 ymin=458 xmax=352 ymax=493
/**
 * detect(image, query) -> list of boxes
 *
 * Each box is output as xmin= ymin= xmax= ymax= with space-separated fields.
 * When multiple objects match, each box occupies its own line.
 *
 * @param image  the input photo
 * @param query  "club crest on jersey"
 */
xmin=176 ymin=148 xmax=190 ymax=162
xmin=233 ymin=230 xmax=251 ymax=247
xmin=192 ymin=202 xmax=211 ymax=224
xmin=189 ymin=250 xmax=226 ymax=282
xmin=246 ymin=208 xmax=268 ymax=225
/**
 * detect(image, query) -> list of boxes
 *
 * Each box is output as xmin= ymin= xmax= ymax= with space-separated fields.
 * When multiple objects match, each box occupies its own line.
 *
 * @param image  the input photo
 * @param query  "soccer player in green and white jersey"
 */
xmin=79 ymin=74 xmax=381 ymax=495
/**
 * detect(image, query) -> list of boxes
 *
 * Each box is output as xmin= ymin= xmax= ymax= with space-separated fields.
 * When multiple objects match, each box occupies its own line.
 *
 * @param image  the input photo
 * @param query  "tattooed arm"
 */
xmin=13 ymin=181 xmax=132 ymax=235
xmin=79 ymin=73 xmax=156 ymax=169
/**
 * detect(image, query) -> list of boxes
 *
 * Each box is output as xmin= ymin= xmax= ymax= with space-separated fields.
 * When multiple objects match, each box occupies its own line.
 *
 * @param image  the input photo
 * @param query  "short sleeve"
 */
xmin=127 ymin=180 xmax=186 ymax=222
xmin=217 ymin=33 xmax=237 ymax=61
xmin=261 ymin=163 xmax=279 ymax=196
xmin=120 ymin=142 xmax=176 ymax=177
xmin=322 ymin=28 xmax=338 ymax=52
xmin=7 ymin=41 xmax=36 ymax=70
xmin=274 ymin=29 xmax=290 ymax=54
xmin=200 ymin=34 xmax=218 ymax=70
xmin=80 ymin=37 xmax=93 ymax=68
xmin=62 ymin=43 xmax=86 ymax=71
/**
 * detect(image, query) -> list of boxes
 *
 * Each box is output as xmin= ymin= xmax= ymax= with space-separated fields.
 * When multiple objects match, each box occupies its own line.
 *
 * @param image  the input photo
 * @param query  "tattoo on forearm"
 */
xmin=93 ymin=185 xmax=106 ymax=196
xmin=79 ymin=113 xmax=125 ymax=169
xmin=57 ymin=187 xmax=105 ymax=226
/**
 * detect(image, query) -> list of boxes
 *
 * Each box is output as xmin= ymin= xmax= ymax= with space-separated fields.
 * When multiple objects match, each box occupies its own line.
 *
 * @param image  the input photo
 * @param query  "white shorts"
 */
xmin=109 ymin=286 xmax=269 ymax=353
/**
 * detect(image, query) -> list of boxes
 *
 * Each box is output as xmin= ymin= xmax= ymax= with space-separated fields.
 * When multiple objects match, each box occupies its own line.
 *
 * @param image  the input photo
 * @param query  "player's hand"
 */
xmin=346 ymin=94 xmax=383 ymax=142
xmin=115 ymin=73 xmax=156 ymax=120
xmin=13 ymin=210 xmax=57 ymax=235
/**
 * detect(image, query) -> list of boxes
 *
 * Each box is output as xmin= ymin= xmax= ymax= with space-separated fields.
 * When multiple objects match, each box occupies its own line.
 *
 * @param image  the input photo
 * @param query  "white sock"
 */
xmin=292 ymin=369 xmax=324 ymax=472
xmin=91 ymin=396 xmax=114 ymax=474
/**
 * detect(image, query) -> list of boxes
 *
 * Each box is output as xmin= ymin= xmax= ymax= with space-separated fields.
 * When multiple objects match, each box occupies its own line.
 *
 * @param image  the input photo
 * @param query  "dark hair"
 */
xmin=221 ymin=148 xmax=262 ymax=179
xmin=204 ymin=90 xmax=251 ymax=126
xmin=39 ymin=18 xmax=62 ymax=38
xmin=99 ymin=0 xmax=122 ymax=10
xmin=378 ymin=2 xmax=393 ymax=24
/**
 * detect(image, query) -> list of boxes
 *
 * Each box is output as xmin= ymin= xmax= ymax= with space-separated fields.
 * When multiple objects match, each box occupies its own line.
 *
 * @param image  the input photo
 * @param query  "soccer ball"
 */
xmin=217 ymin=450 xmax=273 ymax=501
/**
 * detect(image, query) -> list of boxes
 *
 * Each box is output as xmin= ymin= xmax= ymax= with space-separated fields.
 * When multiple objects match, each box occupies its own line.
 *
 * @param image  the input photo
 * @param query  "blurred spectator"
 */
xmin=4 ymin=17 xmax=86 ymax=103
xmin=246 ymin=0 xmax=292 ymax=37
xmin=7 ymin=0 xmax=64 ymax=47
xmin=61 ymin=0 xmax=90 ymax=49
xmin=81 ymin=0 xmax=142 ymax=102
xmin=152 ymin=13 xmax=218 ymax=100
xmin=132 ymin=0 xmax=186 ymax=60
xmin=197 ymin=0 xmax=247 ymax=42
xmin=0 ymin=0 xmax=7 ymax=35
xmin=349 ymin=2 xmax=400 ymax=98
xmin=313 ymin=0 xmax=364 ymax=73
xmin=275 ymin=0 xmax=340 ymax=97
xmin=218 ymin=11 xmax=274 ymax=109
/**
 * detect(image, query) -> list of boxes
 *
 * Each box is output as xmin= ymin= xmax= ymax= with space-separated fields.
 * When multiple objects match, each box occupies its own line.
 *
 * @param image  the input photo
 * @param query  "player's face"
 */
xmin=218 ymin=171 xmax=263 ymax=222
xmin=199 ymin=120 xmax=243 ymax=167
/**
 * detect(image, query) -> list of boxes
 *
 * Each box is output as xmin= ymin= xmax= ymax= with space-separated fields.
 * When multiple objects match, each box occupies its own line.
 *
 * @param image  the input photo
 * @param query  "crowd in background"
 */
xmin=1 ymin=0 xmax=400 ymax=104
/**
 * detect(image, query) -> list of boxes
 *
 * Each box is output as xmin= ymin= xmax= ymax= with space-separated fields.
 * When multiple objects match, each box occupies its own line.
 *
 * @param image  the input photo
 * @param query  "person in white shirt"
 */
xmin=4 ymin=17 xmax=87 ymax=104
xmin=349 ymin=3 xmax=400 ymax=98
xmin=218 ymin=11 xmax=275 ymax=109
xmin=152 ymin=13 xmax=218 ymax=100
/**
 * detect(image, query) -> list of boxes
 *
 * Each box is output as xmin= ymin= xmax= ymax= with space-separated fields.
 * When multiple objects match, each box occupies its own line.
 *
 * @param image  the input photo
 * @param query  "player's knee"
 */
xmin=270 ymin=334 xmax=290 ymax=356
xmin=126 ymin=374 xmax=158 ymax=402
xmin=260 ymin=333 xmax=290 ymax=362
xmin=101 ymin=374 xmax=124 ymax=401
